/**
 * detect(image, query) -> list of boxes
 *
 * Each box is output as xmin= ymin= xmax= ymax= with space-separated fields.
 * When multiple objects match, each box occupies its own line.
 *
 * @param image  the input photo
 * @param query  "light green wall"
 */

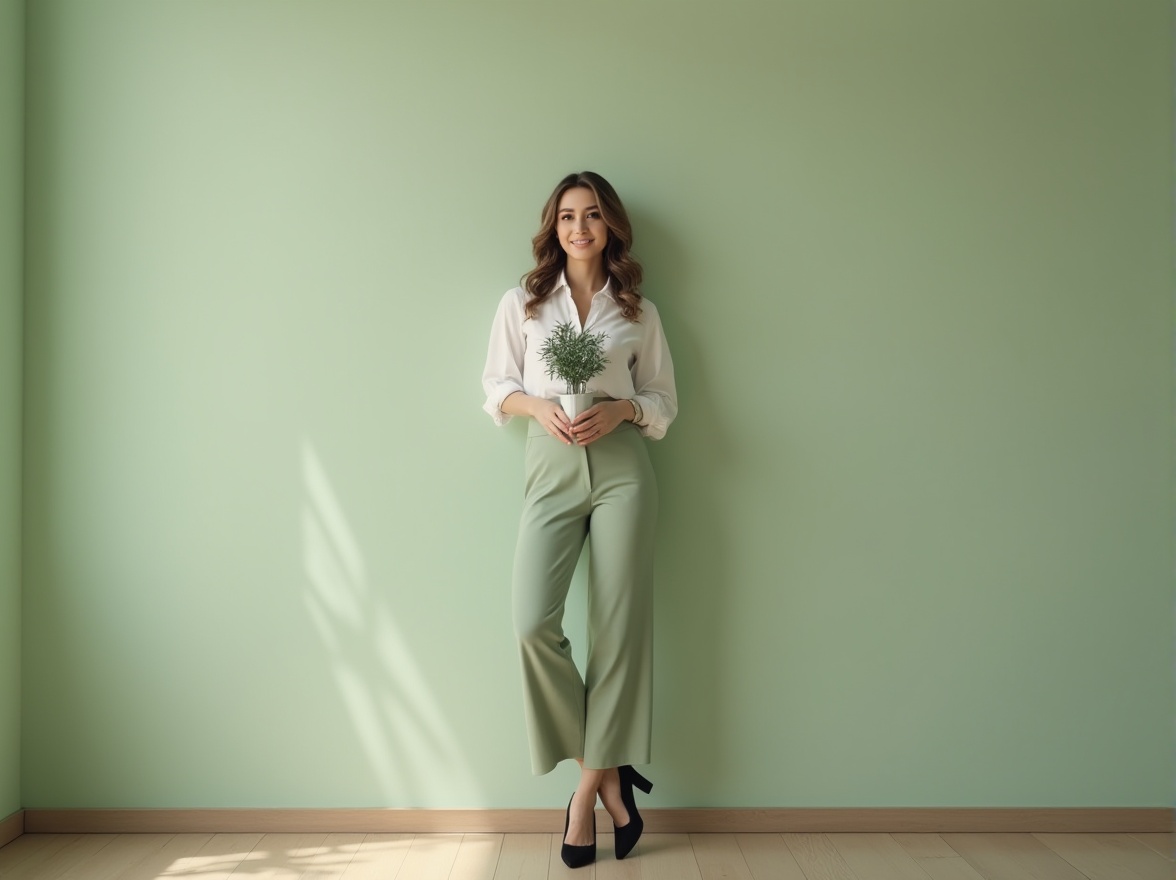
xmin=0 ymin=0 xmax=23 ymax=820
xmin=21 ymin=0 xmax=1174 ymax=809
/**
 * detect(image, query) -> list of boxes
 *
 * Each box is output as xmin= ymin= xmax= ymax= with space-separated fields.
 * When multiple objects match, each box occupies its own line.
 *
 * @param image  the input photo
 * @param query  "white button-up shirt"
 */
xmin=482 ymin=273 xmax=678 ymax=440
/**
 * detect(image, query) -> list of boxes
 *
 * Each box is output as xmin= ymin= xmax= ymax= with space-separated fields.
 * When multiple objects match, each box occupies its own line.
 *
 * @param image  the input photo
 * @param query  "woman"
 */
xmin=482 ymin=171 xmax=677 ymax=868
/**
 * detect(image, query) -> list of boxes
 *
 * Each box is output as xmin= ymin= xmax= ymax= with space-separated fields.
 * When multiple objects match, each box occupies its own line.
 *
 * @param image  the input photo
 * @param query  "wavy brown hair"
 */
xmin=521 ymin=171 xmax=644 ymax=321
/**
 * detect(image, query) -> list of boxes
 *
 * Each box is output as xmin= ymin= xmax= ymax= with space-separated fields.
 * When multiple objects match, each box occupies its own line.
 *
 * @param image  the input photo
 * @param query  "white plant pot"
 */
xmin=559 ymin=393 xmax=596 ymax=442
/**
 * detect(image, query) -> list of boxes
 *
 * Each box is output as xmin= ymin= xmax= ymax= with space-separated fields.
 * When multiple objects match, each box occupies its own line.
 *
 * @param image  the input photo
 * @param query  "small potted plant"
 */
xmin=538 ymin=320 xmax=609 ymax=435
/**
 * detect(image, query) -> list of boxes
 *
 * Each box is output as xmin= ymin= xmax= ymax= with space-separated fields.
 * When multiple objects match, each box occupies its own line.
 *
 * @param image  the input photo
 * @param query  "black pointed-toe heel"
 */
xmin=561 ymin=793 xmax=597 ymax=869
xmin=613 ymin=765 xmax=653 ymax=860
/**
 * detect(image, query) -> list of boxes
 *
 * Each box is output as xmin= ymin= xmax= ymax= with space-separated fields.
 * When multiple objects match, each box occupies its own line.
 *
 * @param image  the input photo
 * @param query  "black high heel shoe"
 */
xmin=561 ymin=793 xmax=596 ymax=869
xmin=613 ymin=764 xmax=653 ymax=860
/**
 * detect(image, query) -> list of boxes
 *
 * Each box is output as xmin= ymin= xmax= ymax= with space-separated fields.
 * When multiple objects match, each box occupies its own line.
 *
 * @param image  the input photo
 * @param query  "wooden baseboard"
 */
xmin=0 ymin=810 xmax=23 ymax=848
xmin=21 ymin=807 xmax=1172 ymax=835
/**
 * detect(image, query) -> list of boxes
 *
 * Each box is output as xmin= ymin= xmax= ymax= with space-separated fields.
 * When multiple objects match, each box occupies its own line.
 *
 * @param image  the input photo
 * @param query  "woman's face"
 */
xmin=556 ymin=186 xmax=609 ymax=266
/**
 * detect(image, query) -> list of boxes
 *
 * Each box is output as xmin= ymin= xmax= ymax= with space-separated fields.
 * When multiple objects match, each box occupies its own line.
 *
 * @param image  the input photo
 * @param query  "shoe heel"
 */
xmin=622 ymin=765 xmax=653 ymax=795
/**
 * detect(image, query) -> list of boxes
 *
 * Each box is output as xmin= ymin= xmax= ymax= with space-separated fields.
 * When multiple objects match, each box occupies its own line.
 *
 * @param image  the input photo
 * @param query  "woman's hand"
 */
xmin=500 ymin=392 xmax=574 ymax=443
xmin=571 ymin=400 xmax=633 ymax=445
xmin=530 ymin=397 xmax=574 ymax=444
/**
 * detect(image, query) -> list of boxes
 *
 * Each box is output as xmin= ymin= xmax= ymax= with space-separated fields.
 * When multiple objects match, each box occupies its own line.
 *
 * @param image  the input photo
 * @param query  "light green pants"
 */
xmin=513 ymin=417 xmax=658 ymax=776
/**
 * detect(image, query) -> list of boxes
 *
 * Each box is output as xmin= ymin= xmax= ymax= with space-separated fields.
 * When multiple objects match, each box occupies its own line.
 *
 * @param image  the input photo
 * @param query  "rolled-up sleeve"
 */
xmin=631 ymin=302 xmax=678 ymax=440
xmin=482 ymin=289 xmax=527 ymax=426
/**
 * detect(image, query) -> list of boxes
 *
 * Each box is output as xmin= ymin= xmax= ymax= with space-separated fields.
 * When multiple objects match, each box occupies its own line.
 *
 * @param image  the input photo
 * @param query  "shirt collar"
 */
xmin=556 ymin=270 xmax=613 ymax=298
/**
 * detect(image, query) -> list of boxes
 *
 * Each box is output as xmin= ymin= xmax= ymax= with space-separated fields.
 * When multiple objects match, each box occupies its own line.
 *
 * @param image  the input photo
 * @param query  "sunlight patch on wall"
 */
xmin=301 ymin=439 xmax=482 ymax=805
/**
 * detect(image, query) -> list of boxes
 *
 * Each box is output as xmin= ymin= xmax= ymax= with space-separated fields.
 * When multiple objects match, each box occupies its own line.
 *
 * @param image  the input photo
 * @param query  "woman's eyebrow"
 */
xmin=558 ymin=205 xmax=600 ymax=213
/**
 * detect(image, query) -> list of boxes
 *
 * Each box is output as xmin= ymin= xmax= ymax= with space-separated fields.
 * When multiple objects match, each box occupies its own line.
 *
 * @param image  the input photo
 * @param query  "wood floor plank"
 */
xmin=914 ymin=856 xmax=989 ymax=880
xmin=781 ymin=833 xmax=858 ymax=880
xmin=827 ymin=832 xmax=936 ymax=879
xmin=162 ymin=832 xmax=264 ymax=880
xmin=114 ymin=833 xmax=214 ymax=879
xmin=337 ymin=833 xmax=414 ymax=879
xmin=58 ymin=833 xmax=173 ymax=880
xmin=593 ymin=833 xmax=643 ymax=880
xmin=0 ymin=833 xmax=78 ymax=874
xmin=733 ymin=833 xmax=808 ymax=880
xmin=492 ymin=832 xmax=548 ymax=879
xmin=3 ymin=834 xmax=118 ymax=880
xmin=691 ymin=833 xmax=755 ymax=880
xmin=892 ymin=833 xmax=959 ymax=859
xmin=299 ymin=833 xmax=367 ymax=880
xmin=546 ymin=831 xmax=596 ymax=879
xmin=1130 ymin=833 xmax=1174 ymax=861
xmin=230 ymin=832 xmax=329 ymax=878
xmin=940 ymin=833 xmax=1090 ymax=880
xmin=4 ymin=829 xmax=1170 ymax=880
xmin=450 ymin=832 xmax=503 ymax=880
xmin=633 ymin=833 xmax=703 ymax=880
xmin=1034 ymin=832 xmax=1173 ymax=880
xmin=393 ymin=832 xmax=462 ymax=880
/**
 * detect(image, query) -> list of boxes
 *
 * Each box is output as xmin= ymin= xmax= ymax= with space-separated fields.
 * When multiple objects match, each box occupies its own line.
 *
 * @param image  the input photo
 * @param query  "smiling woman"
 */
xmin=557 ymin=187 xmax=609 ymax=284
xmin=481 ymin=171 xmax=678 ymax=869
xmin=521 ymin=172 xmax=645 ymax=326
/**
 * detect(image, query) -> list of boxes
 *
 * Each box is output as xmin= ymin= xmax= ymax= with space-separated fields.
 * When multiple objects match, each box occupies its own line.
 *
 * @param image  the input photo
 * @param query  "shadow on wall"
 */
xmin=301 ymin=439 xmax=482 ymax=806
xmin=632 ymin=205 xmax=734 ymax=800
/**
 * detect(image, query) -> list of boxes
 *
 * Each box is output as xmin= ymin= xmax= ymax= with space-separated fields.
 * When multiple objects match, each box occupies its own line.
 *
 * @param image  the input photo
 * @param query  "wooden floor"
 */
xmin=0 ymin=830 xmax=1171 ymax=879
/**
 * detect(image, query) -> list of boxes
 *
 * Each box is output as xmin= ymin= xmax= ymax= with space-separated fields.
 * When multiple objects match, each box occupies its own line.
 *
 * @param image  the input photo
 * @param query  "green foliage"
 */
xmin=538 ymin=321 xmax=609 ymax=395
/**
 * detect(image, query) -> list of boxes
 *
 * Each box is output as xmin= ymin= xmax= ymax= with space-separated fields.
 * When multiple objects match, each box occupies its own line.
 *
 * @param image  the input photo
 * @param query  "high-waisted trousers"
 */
xmin=513 ymin=416 xmax=658 ymax=776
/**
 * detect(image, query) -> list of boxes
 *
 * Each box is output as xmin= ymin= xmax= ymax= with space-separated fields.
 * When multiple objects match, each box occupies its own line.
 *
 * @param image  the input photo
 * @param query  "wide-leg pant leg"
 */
xmin=513 ymin=426 xmax=593 ymax=776
xmin=583 ymin=422 xmax=658 ymax=769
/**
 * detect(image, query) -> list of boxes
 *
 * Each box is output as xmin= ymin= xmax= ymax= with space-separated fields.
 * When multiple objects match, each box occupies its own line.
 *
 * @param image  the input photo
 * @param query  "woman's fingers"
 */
xmin=539 ymin=400 xmax=572 ymax=443
xmin=561 ymin=402 xmax=626 ymax=445
xmin=571 ymin=414 xmax=608 ymax=444
xmin=558 ymin=415 xmax=576 ymax=443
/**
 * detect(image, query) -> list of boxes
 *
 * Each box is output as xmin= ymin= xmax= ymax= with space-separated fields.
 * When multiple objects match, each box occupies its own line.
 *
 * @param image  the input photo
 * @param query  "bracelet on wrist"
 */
xmin=628 ymin=398 xmax=643 ymax=425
